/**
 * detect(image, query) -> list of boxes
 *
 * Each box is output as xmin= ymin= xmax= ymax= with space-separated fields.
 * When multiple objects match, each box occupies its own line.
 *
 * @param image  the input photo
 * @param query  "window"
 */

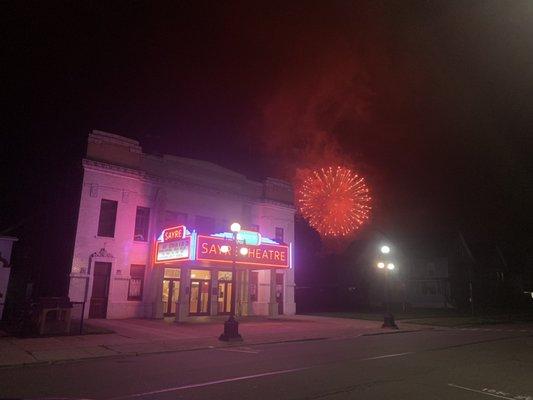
xmin=190 ymin=269 xmax=211 ymax=280
xmin=134 ymin=207 xmax=150 ymax=241
xmin=421 ymin=282 xmax=437 ymax=296
xmin=195 ymin=215 xmax=215 ymax=234
xmin=216 ymin=219 xmax=229 ymax=233
xmin=275 ymin=227 xmax=284 ymax=243
xmin=176 ymin=212 xmax=188 ymax=225
xmin=218 ymin=271 xmax=232 ymax=281
xmin=128 ymin=265 xmax=145 ymax=300
xmin=427 ymin=262 xmax=435 ymax=277
xmin=164 ymin=211 xmax=188 ymax=228
xmin=164 ymin=268 xmax=181 ymax=279
xmin=97 ymin=199 xmax=118 ymax=237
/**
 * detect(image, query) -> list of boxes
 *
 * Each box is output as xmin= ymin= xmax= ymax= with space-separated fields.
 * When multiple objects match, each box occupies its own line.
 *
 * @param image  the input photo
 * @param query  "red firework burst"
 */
xmin=297 ymin=166 xmax=371 ymax=237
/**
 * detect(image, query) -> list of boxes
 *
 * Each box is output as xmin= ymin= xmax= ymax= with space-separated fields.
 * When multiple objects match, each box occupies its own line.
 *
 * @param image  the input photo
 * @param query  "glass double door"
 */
xmin=217 ymin=281 xmax=232 ymax=314
xmin=162 ymin=279 xmax=180 ymax=316
xmin=189 ymin=280 xmax=210 ymax=315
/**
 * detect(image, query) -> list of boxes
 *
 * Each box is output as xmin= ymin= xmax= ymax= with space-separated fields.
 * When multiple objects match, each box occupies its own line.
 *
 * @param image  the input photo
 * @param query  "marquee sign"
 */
xmin=196 ymin=235 xmax=289 ymax=268
xmin=156 ymin=237 xmax=190 ymax=262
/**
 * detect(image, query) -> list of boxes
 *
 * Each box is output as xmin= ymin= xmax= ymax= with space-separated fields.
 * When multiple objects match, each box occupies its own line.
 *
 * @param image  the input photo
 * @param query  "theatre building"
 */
xmin=68 ymin=131 xmax=295 ymax=320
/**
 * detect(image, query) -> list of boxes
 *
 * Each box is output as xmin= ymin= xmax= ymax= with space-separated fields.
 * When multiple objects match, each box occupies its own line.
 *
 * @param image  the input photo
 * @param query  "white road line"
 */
xmin=216 ymin=347 xmax=260 ymax=354
xmin=109 ymin=367 xmax=308 ymax=399
xmin=448 ymin=383 xmax=517 ymax=399
xmin=362 ymin=352 xmax=413 ymax=361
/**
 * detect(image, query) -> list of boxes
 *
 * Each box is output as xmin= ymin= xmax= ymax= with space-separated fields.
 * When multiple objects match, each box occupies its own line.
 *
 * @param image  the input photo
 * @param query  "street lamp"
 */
xmin=219 ymin=222 xmax=244 ymax=341
xmin=376 ymin=245 xmax=398 ymax=329
xmin=380 ymin=245 xmax=391 ymax=254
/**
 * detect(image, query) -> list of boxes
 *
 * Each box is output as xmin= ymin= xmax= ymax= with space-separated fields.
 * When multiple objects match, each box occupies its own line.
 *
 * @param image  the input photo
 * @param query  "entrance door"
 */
xmin=89 ymin=262 xmax=111 ymax=318
xmin=189 ymin=280 xmax=210 ymax=315
xmin=217 ymin=281 xmax=232 ymax=314
xmin=276 ymin=273 xmax=284 ymax=315
xmin=162 ymin=279 xmax=180 ymax=316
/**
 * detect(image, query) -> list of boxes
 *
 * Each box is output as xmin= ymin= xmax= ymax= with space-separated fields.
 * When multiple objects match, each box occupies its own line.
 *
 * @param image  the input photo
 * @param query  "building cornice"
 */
xmin=83 ymin=158 xmax=295 ymax=208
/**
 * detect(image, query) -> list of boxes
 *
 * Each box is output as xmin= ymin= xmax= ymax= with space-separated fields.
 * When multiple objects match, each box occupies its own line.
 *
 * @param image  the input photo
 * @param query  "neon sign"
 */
xmin=196 ymin=235 xmax=289 ymax=268
xmin=236 ymin=230 xmax=261 ymax=246
xmin=162 ymin=225 xmax=186 ymax=242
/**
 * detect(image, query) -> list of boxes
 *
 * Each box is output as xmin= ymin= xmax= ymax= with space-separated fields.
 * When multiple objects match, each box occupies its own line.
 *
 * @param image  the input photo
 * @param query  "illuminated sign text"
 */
xmin=162 ymin=225 xmax=186 ymax=242
xmin=196 ymin=235 xmax=288 ymax=268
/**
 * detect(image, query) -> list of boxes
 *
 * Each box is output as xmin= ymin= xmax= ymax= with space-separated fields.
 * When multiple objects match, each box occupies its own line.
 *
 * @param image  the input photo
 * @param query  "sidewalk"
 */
xmin=0 ymin=315 xmax=428 ymax=369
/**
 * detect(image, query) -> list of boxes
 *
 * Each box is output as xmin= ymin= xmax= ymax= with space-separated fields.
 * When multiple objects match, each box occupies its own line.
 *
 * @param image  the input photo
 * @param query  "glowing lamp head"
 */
xmin=220 ymin=245 xmax=230 ymax=254
xmin=377 ymin=262 xmax=385 ymax=269
xmin=230 ymin=222 xmax=241 ymax=233
xmin=380 ymin=245 xmax=391 ymax=254
xmin=239 ymin=247 xmax=249 ymax=256
xmin=387 ymin=263 xmax=395 ymax=270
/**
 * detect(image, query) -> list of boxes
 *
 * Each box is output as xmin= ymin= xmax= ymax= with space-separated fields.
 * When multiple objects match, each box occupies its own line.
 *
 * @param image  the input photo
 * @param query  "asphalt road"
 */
xmin=1 ymin=326 xmax=532 ymax=400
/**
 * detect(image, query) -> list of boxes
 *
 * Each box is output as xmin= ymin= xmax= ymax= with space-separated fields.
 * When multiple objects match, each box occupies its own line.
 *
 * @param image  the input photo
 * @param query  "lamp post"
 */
xmin=219 ymin=222 xmax=244 ymax=341
xmin=377 ymin=245 xmax=399 ymax=329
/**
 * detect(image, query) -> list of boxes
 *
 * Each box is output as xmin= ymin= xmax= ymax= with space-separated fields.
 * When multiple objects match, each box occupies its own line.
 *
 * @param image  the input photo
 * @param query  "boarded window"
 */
xmin=97 ymin=199 xmax=118 ymax=237
xmin=128 ymin=265 xmax=145 ymax=301
xmin=134 ymin=207 xmax=150 ymax=241
xmin=164 ymin=211 xmax=188 ymax=228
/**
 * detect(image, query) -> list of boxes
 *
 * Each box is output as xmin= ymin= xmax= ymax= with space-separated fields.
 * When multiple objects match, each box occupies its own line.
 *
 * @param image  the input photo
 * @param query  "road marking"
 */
xmin=109 ymin=367 xmax=308 ymax=399
xmin=362 ymin=352 xmax=413 ymax=361
xmin=448 ymin=383 xmax=525 ymax=399
xmin=216 ymin=346 xmax=260 ymax=354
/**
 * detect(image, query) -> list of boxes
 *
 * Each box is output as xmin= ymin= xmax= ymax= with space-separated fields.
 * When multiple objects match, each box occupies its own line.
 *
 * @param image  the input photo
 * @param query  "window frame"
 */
xmin=97 ymin=199 xmax=118 ymax=238
xmin=133 ymin=206 xmax=150 ymax=242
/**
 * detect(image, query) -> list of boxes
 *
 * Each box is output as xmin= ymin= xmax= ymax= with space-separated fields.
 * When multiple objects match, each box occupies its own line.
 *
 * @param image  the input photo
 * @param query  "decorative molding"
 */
xmin=122 ymin=190 xmax=130 ymax=203
xmin=91 ymin=247 xmax=114 ymax=258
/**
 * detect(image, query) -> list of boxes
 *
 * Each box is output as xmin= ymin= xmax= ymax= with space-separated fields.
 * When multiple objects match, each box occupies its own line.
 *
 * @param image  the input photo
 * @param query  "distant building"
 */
xmin=400 ymin=237 xmax=452 ymax=309
xmin=449 ymin=234 xmax=520 ymax=311
xmin=340 ymin=231 xmax=519 ymax=311
xmin=68 ymin=131 xmax=295 ymax=320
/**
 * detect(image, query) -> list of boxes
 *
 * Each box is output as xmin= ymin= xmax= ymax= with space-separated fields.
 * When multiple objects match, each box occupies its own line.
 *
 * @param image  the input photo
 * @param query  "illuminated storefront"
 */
xmin=68 ymin=131 xmax=296 ymax=320
xmin=152 ymin=225 xmax=291 ymax=320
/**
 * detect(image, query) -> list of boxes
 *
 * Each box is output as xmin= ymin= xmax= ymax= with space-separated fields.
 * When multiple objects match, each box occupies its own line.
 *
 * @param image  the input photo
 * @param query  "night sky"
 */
xmin=3 ymin=1 xmax=533 ymax=293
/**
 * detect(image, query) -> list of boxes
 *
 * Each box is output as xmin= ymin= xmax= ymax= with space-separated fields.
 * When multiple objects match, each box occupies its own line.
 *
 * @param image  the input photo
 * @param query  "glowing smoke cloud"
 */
xmin=297 ymin=166 xmax=371 ymax=237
